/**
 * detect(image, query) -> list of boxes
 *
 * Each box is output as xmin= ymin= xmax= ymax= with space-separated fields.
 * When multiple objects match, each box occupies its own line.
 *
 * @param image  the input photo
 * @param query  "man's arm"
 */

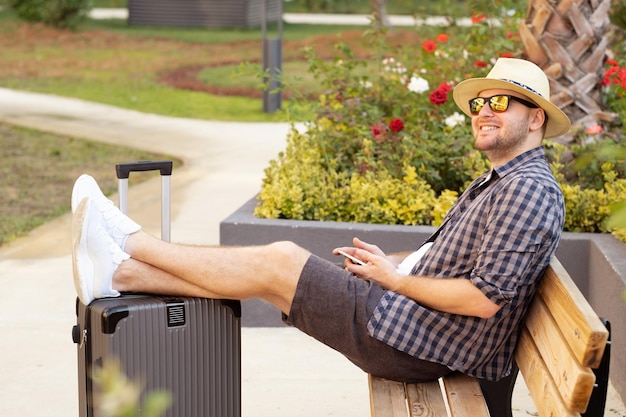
xmin=395 ymin=274 xmax=502 ymax=318
xmin=333 ymin=237 xmax=501 ymax=318
xmin=344 ymin=248 xmax=502 ymax=319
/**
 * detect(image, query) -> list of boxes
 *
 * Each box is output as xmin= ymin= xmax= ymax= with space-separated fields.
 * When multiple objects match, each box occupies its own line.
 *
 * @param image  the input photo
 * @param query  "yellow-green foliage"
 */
xmin=257 ymin=133 xmax=626 ymax=241
xmin=256 ymin=125 xmax=457 ymax=226
xmin=560 ymin=164 xmax=626 ymax=238
xmin=256 ymin=119 xmax=626 ymax=242
xmin=255 ymin=12 xmax=626 ymax=243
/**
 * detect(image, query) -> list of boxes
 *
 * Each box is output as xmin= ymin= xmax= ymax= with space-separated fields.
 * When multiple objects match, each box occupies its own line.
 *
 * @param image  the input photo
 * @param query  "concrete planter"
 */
xmin=220 ymin=196 xmax=626 ymax=400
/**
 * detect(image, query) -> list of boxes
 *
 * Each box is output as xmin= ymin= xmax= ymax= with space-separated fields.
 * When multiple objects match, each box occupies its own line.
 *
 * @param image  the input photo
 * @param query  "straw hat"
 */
xmin=453 ymin=58 xmax=571 ymax=138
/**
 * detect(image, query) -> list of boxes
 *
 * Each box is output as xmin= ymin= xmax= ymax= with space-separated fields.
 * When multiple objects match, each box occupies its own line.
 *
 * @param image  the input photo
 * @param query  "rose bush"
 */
xmin=255 ymin=7 xmax=626 ymax=241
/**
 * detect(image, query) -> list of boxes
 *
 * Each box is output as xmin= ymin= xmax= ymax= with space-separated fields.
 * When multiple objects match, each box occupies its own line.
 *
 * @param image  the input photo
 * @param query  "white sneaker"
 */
xmin=72 ymin=197 xmax=130 ymax=305
xmin=71 ymin=174 xmax=141 ymax=249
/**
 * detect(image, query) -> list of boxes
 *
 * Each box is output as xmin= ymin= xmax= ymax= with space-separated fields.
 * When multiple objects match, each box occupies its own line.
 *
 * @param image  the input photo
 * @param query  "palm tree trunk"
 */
xmin=521 ymin=0 xmax=616 ymax=144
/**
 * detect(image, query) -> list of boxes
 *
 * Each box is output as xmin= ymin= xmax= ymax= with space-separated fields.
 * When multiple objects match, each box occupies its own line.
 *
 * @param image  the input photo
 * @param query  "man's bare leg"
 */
xmin=114 ymin=258 xmax=229 ymax=299
xmin=118 ymin=231 xmax=310 ymax=315
xmin=71 ymin=174 xmax=311 ymax=310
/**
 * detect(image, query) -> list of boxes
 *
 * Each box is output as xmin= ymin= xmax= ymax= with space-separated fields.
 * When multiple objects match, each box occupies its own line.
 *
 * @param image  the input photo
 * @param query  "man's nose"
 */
xmin=478 ymin=102 xmax=494 ymax=116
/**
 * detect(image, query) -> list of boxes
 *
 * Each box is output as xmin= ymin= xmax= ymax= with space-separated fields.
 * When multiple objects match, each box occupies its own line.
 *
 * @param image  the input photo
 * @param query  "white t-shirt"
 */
xmin=395 ymin=242 xmax=433 ymax=275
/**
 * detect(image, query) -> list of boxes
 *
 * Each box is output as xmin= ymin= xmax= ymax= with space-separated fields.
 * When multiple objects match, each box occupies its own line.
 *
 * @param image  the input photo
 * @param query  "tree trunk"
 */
xmin=521 ymin=0 xmax=616 ymax=144
xmin=371 ymin=0 xmax=391 ymax=29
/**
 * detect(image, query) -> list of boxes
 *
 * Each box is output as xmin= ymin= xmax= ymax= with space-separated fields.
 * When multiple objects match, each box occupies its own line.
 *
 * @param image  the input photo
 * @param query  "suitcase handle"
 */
xmin=116 ymin=160 xmax=173 ymax=179
xmin=116 ymin=160 xmax=173 ymax=242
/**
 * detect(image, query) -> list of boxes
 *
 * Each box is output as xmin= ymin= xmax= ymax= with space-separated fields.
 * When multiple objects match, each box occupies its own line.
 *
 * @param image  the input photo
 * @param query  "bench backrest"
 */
xmin=515 ymin=258 xmax=609 ymax=417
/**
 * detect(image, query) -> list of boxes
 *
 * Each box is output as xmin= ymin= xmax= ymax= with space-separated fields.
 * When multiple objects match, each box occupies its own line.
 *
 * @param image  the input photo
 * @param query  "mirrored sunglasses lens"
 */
xmin=490 ymin=95 xmax=509 ymax=112
xmin=469 ymin=98 xmax=485 ymax=114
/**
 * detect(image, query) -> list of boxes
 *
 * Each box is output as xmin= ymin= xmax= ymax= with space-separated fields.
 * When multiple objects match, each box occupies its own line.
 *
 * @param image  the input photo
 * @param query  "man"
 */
xmin=71 ymin=58 xmax=571 ymax=383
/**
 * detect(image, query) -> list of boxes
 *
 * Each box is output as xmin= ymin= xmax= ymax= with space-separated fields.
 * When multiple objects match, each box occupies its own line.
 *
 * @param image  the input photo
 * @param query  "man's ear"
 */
xmin=530 ymin=108 xmax=547 ymax=134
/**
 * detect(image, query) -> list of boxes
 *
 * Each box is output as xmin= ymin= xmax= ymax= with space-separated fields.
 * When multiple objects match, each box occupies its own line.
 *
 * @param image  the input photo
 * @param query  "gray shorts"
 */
xmin=283 ymin=254 xmax=452 ymax=383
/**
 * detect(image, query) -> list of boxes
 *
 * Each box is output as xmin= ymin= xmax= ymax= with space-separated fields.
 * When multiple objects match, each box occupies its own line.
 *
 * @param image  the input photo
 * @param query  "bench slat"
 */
xmin=369 ymin=376 xmax=410 ymax=417
xmin=538 ymin=259 xmax=608 ymax=368
xmin=441 ymin=373 xmax=490 ymax=417
xmin=524 ymin=296 xmax=596 ymax=411
xmin=368 ymin=258 xmax=609 ymax=417
xmin=516 ymin=328 xmax=581 ymax=417
xmin=405 ymin=379 xmax=448 ymax=416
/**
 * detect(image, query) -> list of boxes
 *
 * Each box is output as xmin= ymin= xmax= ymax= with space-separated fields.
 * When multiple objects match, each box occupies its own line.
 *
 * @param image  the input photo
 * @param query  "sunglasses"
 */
xmin=468 ymin=94 xmax=539 ymax=115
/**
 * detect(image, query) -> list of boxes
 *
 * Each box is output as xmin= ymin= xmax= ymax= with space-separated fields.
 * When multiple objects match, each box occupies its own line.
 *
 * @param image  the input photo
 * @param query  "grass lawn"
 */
xmin=0 ymin=1 xmax=512 ymax=244
xmin=0 ymin=123 xmax=177 ymax=245
xmin=0 ymin=5 xmax=476 ymax=121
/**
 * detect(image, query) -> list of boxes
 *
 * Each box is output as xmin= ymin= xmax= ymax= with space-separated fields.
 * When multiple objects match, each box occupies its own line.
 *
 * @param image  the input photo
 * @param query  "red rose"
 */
xmin=422 ymin=40 xmax=437 ymax=53
xmin=471 ymin=12 xmax=486 ymax=24
xmin=619 ymin=68 xmax=626 ymax=89
xmin=474 ymin=60 xmax=488 ymax=68
xmin=500 ymin=52 xmax=514 ymax=58
xmin=371 ymin=125 xmax=383 ymax=136
xmin=389 ymin=118 xmax=404 ymax=132
xmin=437 ymin=82 xmax=452 ymax=93
xmin=435 ymin=33 xmax=449 ymax=43
xmin=429 ymin=88 xmax=448 ymax=105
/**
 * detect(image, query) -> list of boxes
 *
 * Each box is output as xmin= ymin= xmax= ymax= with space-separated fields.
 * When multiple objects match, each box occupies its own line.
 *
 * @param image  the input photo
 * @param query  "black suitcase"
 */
xmin=72 ymin=161 xmax=241 ymax=417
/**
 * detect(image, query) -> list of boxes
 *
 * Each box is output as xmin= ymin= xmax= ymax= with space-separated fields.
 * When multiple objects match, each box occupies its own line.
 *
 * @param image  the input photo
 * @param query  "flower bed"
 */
xmin=254 ymin=8 xmax=626 ymax=241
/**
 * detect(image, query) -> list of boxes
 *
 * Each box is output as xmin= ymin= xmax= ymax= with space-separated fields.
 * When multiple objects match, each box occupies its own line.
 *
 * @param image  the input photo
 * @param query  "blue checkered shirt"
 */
xmin=367 ymin=147 xmax=565 ymax=381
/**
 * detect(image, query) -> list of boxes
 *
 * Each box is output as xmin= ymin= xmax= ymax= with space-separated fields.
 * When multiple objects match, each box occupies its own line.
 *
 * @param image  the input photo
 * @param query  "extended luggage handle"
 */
xmin=116 ymin=160 xmax=173 ymax=242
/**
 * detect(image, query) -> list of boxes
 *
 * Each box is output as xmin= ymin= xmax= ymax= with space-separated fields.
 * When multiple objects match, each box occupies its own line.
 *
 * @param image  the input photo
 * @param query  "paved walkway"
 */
xmin=0 ymin=87 xmax=373 ymax=417
xmin=0 ymin=13 xmax=624 ymax=417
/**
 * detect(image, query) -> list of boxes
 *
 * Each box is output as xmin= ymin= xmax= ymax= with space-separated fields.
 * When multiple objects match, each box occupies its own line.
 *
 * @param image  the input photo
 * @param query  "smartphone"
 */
xmin=337 ymin=249 xmax=367 ymax=266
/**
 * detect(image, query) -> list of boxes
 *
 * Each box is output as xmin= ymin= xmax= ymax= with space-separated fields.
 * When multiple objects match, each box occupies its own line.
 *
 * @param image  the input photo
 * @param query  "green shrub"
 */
xmin=256 ymin=126 xmax=457 ymax=225
xmin=255 ymin=6 xmax=626 ymax=242
xmin=7 ymin=0 xmax=92 ymax=29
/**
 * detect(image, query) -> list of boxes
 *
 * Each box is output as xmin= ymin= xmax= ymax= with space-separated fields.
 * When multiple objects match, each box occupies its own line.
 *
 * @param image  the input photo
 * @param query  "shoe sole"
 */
xmin=72 ymin=197 xmax=94 ymax=305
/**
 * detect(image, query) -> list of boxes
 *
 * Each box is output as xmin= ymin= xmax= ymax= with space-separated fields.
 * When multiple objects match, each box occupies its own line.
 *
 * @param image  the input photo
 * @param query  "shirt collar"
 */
xmin=491 ymin=147 xmax=545 ymax=180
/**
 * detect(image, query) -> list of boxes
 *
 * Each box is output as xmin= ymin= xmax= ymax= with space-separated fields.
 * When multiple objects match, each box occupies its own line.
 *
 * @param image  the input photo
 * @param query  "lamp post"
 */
xmin=261 ymin=0 xmax=283 ymax=113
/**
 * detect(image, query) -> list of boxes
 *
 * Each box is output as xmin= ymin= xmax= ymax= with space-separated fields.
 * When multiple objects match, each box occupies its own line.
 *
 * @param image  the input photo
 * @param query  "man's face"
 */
xmin=470 ymin=89 xmax=540 ymax=158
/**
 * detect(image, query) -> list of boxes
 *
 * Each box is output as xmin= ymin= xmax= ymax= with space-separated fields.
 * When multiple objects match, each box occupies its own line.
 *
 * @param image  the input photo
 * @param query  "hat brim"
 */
xmin=453 ymin=78 xmax=571 ymax=138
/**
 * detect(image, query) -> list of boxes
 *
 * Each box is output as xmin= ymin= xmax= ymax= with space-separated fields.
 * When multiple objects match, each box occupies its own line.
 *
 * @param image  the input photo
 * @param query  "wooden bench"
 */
xmin=369 ymin=258 xmax=612 ymax=417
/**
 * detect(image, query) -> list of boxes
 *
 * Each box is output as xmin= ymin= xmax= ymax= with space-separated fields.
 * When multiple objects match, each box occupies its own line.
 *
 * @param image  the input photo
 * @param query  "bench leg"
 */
xmin=582 ymin=319 xmax=611 ymax=417
xmin=479 ymin=363 xmax=518 ymax=417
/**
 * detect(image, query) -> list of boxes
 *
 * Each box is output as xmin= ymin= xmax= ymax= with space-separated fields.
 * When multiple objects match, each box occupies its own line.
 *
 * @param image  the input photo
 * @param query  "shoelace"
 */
xmin=94 ymin=198 xmax=130 ymax=244
xmin=93 ymin=221 xmax=128 ymax=265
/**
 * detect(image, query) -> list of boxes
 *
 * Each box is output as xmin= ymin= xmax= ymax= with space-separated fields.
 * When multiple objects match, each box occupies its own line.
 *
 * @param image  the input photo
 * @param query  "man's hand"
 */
xmin=333 ymin=237 xmax=502 ymax=318
xmin=333 ymin=237 xmax=404 ymax=291
xmin=333 ymin=237 xmax=384 ymax=268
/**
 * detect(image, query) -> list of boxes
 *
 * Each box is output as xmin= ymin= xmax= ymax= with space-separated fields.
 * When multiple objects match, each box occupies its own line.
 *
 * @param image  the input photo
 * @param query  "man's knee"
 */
xmin=265 ymin=240 xmax=310 ymax=268
xmin=256 ymin=241 xmax=311 ymax=283
xmin=256 ymin=241 xmax=310 ymax=311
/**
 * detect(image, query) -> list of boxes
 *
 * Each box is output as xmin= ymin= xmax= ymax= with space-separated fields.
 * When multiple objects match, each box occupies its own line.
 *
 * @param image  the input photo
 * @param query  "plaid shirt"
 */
xmin=367 ymin=147 xmax=564 ymax=381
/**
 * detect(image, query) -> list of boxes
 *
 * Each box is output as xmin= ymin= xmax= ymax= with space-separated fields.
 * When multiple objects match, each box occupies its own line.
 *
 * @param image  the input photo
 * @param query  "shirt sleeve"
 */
xmin=470 ymin=176 xmax=562 ymax=306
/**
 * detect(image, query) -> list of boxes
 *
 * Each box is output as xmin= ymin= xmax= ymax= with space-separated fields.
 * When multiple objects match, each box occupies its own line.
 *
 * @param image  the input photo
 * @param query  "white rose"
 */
xmin=445 ymin=112 xmax=467 ymax=128
xmin=407 ymin=75 xmax=429 ymax=94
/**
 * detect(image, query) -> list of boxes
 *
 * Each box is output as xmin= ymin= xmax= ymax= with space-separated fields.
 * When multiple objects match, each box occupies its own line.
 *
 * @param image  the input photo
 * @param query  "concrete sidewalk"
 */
xmin=0 ymin=87 xmax=374 ymax=417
